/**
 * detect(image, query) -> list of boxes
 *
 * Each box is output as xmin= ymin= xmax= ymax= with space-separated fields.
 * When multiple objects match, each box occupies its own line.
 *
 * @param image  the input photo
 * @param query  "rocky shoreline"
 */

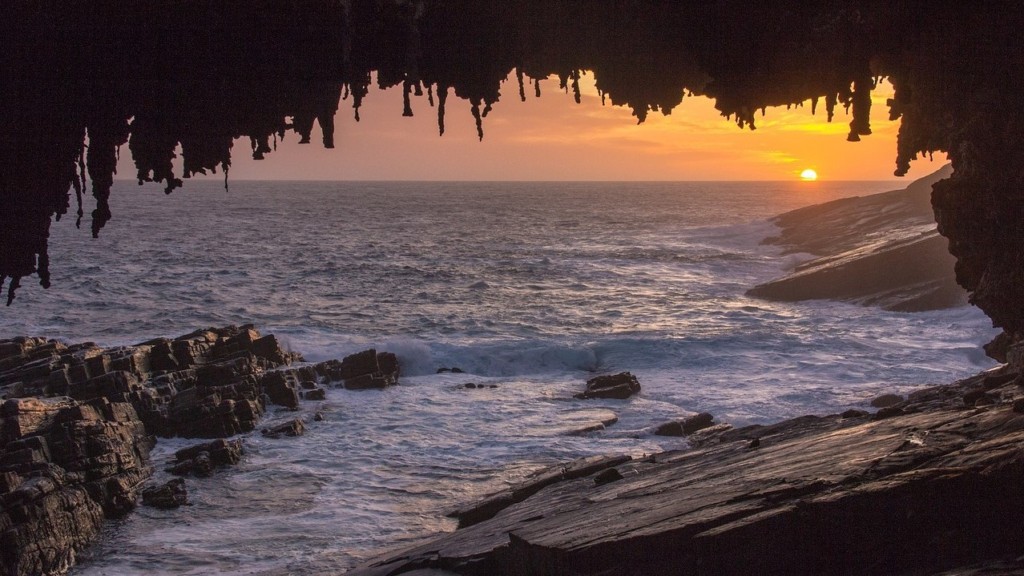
xmin=349 ymin=347 xmax=1024 ymax=576
xmin=3 ymin=326 xmax=1022 ymax=575
xmin=0 ymin=326 xmax=399 ymax=576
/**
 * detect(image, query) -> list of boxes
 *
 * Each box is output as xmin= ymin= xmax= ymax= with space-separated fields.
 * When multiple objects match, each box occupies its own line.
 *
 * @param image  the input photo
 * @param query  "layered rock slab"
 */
xmin=0 ymin=397 xmax=154 ymax=576
xmin=748 ymin=166 xmax=966 ymax=312
xmin=349 ymin=369 xmax=1024 ymax=576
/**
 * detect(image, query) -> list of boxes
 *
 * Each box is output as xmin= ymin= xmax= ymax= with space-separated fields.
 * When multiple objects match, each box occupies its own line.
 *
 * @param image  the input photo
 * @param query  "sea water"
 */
xmin=0 ymin=180 xmax=997 ymax=574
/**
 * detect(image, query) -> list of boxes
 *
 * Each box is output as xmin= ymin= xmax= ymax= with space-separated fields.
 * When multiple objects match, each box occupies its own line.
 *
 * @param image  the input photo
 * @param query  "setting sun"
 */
xmin=800 ymin=168 xmax=819 ymax=181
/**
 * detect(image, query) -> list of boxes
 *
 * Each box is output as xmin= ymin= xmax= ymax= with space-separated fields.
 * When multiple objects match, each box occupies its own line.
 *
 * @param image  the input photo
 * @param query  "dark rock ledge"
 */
xmin=349 ymin=353 xmax=1024 ymax=576
xmin=0 ymin=325 xmax=399 ymax=576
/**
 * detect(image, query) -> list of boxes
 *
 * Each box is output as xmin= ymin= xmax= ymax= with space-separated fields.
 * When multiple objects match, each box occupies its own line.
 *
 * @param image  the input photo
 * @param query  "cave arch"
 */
xmin=2 ymin=1 xmax=1022 ymax=342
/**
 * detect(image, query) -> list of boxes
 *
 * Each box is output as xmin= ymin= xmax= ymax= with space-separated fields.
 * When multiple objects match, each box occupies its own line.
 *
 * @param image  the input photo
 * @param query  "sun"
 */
xmin=800 ymin=168 xmax=818 ymax=181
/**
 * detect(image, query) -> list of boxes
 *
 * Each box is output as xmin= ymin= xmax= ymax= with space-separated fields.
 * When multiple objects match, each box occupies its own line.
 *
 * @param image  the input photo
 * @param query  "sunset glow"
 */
xmin=800 ymin=169 xmax=819 ymax=181
xmin=141 ymin=74 xmax=948 ymax=182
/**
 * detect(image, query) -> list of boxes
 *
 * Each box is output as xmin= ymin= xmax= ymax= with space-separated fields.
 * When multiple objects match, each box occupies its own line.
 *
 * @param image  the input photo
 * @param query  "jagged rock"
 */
xmin=0 ymin=397 xmax=152 ymax=576
xmin=261 ymin=419 xmax=305 ymax=439
xmin=0 ymin=326 xmax=307 ymax=439
xmin=870 ymin=394 xmax=905 ymax=408
xmin=312 ymin=350 xmax=400 ymax=390
xmin=320 ymin=349 xmax=400 ymax=390
xmin=654 ymin=412 xmax=715 ymax=437
xmin=574 ymin=372 xmax=641 ymax=400
xmin=141 ymin=478 xmax=187 ymax=509
xmin=167 ymin=439 xmax=243 ymax=477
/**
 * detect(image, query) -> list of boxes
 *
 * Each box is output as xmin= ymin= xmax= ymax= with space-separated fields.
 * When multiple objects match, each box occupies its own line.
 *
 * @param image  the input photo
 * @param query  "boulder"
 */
xmin=574 ymin=372 xmax=641 ymax=400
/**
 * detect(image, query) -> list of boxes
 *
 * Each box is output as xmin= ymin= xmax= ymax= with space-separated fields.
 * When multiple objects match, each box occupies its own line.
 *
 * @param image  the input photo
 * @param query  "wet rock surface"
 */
xmin=0 ymin=325 xmax=400 ymax=576
xmin=351 ymin=367 xmax=1024 ymax=576
xmin=0 ymin=396 xmax=153 ymax=576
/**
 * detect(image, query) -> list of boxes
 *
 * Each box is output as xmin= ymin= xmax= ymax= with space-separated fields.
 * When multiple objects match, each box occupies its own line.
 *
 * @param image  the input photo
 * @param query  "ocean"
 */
xmin=0 ymin=180 xmax=997 ymax=574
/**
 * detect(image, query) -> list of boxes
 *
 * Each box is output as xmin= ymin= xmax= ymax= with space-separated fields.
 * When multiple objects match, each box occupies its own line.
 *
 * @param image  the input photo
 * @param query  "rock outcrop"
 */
xmin=350 ymin=365 xmax=1024 ymax=576
xmin=748 ymin=166 xmax=966 ymax=312
xmin=0 ymin=325 xmax=302 ymax=439
xmin=0 ymin=397 xmax=153 ymax=576
xmin=0 ymin=325 xmax=401 ymax=576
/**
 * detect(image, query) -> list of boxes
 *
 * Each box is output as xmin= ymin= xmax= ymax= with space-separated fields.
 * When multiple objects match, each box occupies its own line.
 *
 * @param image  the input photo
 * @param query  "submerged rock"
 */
xmin=574 ymin=372 xmax=641 ymax=400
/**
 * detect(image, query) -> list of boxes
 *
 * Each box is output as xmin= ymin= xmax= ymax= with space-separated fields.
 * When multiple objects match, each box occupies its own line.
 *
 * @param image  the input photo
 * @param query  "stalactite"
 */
xmin=1 ymin=0 xmax=1018 ymax=329
xmin=403 ymin=80 xmax=414 ymax=116
xmin=471 ymin=98 xmax=484 ymax=141
xmin=437 ymin=84 xmax=448 ymax=136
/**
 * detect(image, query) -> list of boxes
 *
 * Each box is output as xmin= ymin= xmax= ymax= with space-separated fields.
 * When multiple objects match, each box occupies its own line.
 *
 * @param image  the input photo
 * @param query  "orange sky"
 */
xmin=145 ymin=75 xmax=948 ymax=182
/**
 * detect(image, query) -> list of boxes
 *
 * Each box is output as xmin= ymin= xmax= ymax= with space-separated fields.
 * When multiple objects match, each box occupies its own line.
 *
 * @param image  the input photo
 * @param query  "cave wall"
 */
xmin=2 ymin=1 xmax=1023 ymax=338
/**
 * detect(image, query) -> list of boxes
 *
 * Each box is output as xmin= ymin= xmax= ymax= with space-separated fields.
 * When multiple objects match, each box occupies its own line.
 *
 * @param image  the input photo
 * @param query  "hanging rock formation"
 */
xmin=1 ymin=2 xmax=1023 ymax=346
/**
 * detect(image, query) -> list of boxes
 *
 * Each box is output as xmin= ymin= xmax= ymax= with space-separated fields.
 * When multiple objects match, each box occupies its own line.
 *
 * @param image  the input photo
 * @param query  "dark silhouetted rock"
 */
xmin=449 ymin=454 xmax=631 ymax=529
xmin=260 ymin=371 xmax=300 ymax=410
xmin=593 ymin=468 xmax=624 ymax=486
xmin=312 ymin=349 xmax=400 ymax=390
xmin=963 ymin=388 xmax=993 ymax=407
xmin=142 ymin=478 xmax=188 ymax=509
xmin=574 ymin=372 xmax=641 ymax=400
xmin=841 ymin=409 xmax=870 ymax=419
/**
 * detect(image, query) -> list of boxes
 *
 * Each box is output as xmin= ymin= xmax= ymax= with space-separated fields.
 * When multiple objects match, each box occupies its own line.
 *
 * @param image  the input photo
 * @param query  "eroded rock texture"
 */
xmin=0 ymin=396 xmax=153 ymax=576
xmin=0 ymin=325 xmax=402 ymax=575
xmin=350 ymin=367 xmax=1024 ymax=576
xmin=1 ymin=2 xmax=1023 ymax=338
xmin=0 ymin=325 xmax=303 ymax=439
